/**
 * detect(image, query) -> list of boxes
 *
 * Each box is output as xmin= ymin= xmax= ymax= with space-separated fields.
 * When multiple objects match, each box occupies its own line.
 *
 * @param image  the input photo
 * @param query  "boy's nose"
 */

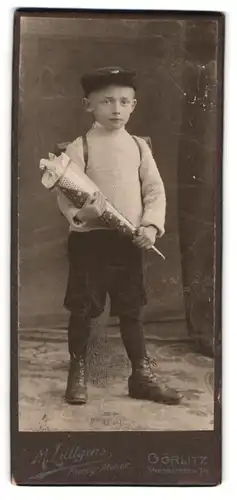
xmin=112 ymin=102 xmax=121 ymax=114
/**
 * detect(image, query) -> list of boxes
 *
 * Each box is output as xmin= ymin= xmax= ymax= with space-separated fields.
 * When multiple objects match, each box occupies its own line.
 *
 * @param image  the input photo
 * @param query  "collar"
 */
xmin=92 ymin=121 xmax=126 ymax=133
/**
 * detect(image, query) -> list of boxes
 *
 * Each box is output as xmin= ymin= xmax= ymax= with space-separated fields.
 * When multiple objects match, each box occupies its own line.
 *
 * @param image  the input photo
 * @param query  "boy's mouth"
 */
xmin=109 ymin=118 xmax=123 ymax=122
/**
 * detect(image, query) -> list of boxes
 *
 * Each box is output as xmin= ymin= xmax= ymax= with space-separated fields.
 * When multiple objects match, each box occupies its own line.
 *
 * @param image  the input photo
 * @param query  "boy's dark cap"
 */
xmin=81 ymin=67 xmax=137 ymax=97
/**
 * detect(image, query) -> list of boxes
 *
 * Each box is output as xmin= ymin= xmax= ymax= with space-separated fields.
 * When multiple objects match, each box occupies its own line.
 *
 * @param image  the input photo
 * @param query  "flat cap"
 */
xmin=81 ymin=66 xmax=137 ymax=96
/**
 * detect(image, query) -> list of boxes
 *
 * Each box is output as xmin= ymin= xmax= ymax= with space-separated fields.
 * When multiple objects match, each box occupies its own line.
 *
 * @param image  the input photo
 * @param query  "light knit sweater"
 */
xmin=57 ymin=122 xmax=166 ymax=235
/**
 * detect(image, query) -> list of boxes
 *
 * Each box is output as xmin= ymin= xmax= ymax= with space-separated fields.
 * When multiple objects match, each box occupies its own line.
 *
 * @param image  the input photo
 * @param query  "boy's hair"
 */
xmin=81 ymin=66 xmax=137 ymax=97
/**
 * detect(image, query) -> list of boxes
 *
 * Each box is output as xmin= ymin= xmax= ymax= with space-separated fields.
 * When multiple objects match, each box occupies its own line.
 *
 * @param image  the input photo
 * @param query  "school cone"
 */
xmin=39 ymin=152 xmax=165 ymax=260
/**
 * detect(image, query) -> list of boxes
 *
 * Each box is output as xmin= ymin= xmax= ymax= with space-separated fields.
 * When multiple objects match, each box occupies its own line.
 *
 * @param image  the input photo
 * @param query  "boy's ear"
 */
xmin=82 ymin=98 xmax=93 ymax=112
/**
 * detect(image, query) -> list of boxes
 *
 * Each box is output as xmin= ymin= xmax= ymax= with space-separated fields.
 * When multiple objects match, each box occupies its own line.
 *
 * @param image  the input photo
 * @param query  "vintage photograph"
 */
xmin=16 ymin=11 xmax=222 ymax=434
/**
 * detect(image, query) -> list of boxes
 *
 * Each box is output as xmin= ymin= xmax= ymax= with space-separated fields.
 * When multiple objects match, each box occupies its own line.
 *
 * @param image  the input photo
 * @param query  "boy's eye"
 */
xmin=102 ymin=99 xmax=111 ymax=104
xmin=120 ymin=99 xmax=130 ymax=106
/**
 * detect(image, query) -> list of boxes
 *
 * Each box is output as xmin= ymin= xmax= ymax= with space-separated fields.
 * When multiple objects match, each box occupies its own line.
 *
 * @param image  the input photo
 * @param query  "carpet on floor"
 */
xmin=18 ymin=324 xmax=214 ymax=432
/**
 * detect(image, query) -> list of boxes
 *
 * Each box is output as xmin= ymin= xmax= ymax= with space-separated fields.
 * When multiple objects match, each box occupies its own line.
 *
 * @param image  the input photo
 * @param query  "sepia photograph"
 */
xmin=15 ymin=10 xmax=223 ymax=435
xmin=11 ymin=8 xmax=223 ymax=485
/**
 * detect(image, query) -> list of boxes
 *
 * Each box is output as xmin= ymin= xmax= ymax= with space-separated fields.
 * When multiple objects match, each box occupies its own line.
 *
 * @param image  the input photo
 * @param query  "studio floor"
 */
xmin=19 ymin=322 xmax=214 ymax=432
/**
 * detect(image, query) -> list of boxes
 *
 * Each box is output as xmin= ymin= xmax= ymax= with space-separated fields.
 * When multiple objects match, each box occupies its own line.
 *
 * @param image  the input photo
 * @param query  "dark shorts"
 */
xmin=64 ymin=230 xmax=147 ymax=318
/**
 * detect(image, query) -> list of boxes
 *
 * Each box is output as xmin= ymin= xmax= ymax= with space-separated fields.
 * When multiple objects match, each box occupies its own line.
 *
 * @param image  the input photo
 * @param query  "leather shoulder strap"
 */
xmin=82 ymin=134 xmax=89 ymax=172
xmin=132 ymin=135 xmax=152 ymax=160
xmin=132 ymin=135 xmax=143 ymax=163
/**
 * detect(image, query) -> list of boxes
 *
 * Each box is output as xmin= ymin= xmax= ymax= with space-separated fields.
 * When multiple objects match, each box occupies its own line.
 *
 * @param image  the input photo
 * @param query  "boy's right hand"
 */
xmin=74 ymin=191 xmax=106 ymax=222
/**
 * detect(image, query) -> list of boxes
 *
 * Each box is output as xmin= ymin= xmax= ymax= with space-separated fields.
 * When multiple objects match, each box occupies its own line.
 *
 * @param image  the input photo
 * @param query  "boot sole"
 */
xmin=65 ymin=397 xmax=87 ymax=405
xmin=129 ymin=388 xmax=182 ymax=405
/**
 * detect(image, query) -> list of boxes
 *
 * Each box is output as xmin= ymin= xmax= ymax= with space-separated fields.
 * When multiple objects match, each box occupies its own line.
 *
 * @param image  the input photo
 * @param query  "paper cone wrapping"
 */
xmin=39 ymin=152 xmax=165 ymax=259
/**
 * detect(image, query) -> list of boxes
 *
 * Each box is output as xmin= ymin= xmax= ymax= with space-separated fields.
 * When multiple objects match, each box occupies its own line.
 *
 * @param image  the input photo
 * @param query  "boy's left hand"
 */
xmin=133 ymin=225 xmax=157 ymax=249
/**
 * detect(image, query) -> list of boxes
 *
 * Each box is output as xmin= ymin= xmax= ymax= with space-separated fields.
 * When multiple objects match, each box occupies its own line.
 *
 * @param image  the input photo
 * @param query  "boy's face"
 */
xmin=84 ymin=85 xmax=137 ymax=130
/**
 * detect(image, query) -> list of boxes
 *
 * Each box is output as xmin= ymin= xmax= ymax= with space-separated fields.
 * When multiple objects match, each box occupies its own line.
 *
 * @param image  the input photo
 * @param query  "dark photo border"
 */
xmin=11 ymin=8 xmax=223 ymax=486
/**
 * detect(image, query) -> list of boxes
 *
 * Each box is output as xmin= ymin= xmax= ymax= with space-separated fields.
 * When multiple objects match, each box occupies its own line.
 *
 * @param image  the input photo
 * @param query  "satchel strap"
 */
xmin=132 ymin=135 xmax=143 ymax=163
xmin=82 ymin=134 xmax=89 ymax=172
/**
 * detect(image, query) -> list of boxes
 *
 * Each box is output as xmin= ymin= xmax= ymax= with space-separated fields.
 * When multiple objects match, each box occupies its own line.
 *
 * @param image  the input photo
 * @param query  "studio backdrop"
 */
xmin=18 ymin=15 xmax=220 ymax=353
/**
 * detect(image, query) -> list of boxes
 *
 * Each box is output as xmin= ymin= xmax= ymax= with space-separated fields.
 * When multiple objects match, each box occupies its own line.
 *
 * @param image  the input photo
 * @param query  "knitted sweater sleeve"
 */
xmin=138 ymin=138 xmax=166 ymax=237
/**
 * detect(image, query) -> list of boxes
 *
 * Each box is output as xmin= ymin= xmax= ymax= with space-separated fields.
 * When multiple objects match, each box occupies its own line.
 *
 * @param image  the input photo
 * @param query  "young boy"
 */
xmin=57 ymin=66 xmax=181 ymax=406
